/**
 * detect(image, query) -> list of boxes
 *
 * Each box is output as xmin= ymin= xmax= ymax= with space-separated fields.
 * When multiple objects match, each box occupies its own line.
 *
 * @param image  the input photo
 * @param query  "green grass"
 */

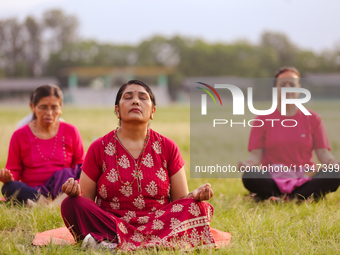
xmin=1 ymin=103 xmax=340 ymax=254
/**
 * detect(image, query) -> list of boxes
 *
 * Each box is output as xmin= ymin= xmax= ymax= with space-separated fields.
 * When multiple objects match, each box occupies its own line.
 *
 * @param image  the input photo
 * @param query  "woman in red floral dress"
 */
xmin=61 ymin=80 xmax=215 ymax=251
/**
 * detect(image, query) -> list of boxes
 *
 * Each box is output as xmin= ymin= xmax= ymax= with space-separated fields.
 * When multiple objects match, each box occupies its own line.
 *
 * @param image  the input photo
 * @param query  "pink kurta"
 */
xmin=82 ymin=129 xmax=216 ymax=250
xmin=248 ymin=108 xmax=330 ymax=194
xmin=6 ymin=122 xmax=85 ymax=187
xmin=248 ymin=108 xmax=330 ymax=167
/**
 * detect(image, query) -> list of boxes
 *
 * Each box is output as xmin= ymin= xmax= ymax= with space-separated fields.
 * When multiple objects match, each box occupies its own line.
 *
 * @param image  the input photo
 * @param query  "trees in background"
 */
xmin=0 ymin=9 xmax=78 ymax=78
xmin=44 ymin=31 xmax=340 ymax=79
xmin=0 ymin=9 xmax=340 ymax=96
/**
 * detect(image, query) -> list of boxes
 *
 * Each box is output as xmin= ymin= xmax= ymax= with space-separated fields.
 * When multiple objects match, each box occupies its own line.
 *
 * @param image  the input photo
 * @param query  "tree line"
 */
xmin=1 ymin=9 xmax=340 ymax=92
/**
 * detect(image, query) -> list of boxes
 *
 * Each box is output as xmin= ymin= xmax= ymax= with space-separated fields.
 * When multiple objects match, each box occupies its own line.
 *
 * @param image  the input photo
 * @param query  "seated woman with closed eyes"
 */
xmin=61 ymin=80 xmax=216 ymax=251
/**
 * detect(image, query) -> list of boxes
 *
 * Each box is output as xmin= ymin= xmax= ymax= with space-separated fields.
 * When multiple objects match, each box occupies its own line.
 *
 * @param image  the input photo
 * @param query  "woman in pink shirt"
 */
xmin=0 ymin=84 xmax=84 ymax=206
xmin=240 ymin=67 xmax=340 ymax=201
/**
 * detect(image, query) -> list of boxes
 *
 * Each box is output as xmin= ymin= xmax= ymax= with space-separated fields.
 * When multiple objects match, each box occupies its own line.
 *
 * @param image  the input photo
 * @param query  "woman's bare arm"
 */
xmin=79 ymin=171 xmax=97 ymax=201
xmin=302 ymin=148 xmax=339 ymax=177
xmin=315 ymin=148 xmax=340 ymax=166
xmin=170 ymin=167 xmax=213 ymax=202
xmin=238 ymin=148 xmax=263 ymax=169
xmin=169 ymin=167 xmax=189 ymax=201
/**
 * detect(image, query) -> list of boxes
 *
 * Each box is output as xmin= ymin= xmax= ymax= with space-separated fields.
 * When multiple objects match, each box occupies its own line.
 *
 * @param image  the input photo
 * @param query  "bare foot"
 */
xmin=26 ymin=195 xmax=51 ymax=208
xmin=37 ymin=195 xmax=51 ymax=206
xmin=26 ymin=199 xmax=37 ymax=208
xmin=51 ymin=193 xmax=68 ymax=208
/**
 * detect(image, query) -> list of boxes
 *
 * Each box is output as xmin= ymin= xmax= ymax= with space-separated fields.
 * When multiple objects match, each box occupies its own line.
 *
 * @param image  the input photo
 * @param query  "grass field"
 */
xmin=1 ymin=103 xmax=340 ymax=254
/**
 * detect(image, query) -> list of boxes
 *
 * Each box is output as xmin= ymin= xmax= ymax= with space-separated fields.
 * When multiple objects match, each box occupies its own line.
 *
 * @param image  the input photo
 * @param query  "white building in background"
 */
xmin=0 ymin=66 xmax=174 ymax=106
xmin=62 ymin=66 xmax=173 ymax=106
xmin=0 ymin=78 xmax=60 ymax=105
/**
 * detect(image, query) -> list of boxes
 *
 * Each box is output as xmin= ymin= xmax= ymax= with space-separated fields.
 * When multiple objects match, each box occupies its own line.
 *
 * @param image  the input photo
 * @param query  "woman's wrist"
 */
xmin=246 ymin=160 xmax=255 ymax=165
xmin=327 ymin=159 xmax=337 ymax=165
xmin=186 ymin=192 xmax=193 ymax=198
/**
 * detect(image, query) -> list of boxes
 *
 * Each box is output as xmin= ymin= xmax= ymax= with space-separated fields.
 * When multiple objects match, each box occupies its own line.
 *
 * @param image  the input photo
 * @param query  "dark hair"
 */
xmin=32 ymin=84 xmax=63 ymax=120
xmin=115 ymin=80 xmax=156 ymax=107
xmin=29 ymin=92 xmax=34 ymax=104
xmin=273 ymin=66 xmax=300 ymax=87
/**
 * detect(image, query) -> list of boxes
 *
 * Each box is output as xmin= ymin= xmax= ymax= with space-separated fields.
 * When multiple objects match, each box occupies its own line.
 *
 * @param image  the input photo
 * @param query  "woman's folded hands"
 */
xmin=188 ymin=183 xmax=214 ymax=201
xmin=62 ymin=178 xmax=81 ymax=197
xmin=0 ymin=168 xmax=14 ymax=183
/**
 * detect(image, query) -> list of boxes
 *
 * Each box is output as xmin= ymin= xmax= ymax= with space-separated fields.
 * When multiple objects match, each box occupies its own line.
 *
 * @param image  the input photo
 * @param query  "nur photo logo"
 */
xmin=196 ymin=81 xmax=312 ymax=128
xmin=197 ymin=82 xmax=311 ymax=116
xmin=196 ymin=82 xmax=223 ymax=115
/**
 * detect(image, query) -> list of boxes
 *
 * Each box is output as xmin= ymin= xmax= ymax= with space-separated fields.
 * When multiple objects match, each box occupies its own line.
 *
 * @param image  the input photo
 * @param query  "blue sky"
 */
xmin=1 ymin=0 xmax=339 ymax=52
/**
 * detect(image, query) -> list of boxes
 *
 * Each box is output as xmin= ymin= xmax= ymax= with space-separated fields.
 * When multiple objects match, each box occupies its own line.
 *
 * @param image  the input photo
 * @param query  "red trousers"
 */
xmin=61 ymin=196 xmax=117 ymax=242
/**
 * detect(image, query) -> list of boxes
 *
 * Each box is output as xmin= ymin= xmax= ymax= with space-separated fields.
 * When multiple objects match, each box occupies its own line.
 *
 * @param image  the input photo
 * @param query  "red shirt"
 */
xmin=248 ymin=108 xmax=330 ymax=167
xmin=80 ymin=129 xmax=217 ymax=250
xmin=82 ymin=128 xmax=185 ymax=215
xmin=6 ymin=122 xmax=85 ymax=187
xmin=83 ymin=128 xmax=185 ymax=186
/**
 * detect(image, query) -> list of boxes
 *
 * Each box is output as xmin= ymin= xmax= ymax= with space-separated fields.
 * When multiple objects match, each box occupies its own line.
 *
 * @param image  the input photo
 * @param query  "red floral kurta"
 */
xmin=82 ymin=129 xmax=216 ymax=250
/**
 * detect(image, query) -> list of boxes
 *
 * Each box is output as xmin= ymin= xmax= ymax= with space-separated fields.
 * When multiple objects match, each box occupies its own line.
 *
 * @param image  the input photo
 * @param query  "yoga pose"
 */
xmin=240 ymin=67 xmax=340 ymax=201
xmin=61 ymin=80 xmax=215 ymax=251
xmin=0 ymin=84 xmax=84 ymax=206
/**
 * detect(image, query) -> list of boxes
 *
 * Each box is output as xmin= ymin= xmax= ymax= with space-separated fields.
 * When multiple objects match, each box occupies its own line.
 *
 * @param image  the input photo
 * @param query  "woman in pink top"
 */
xmin=60 ymin=80 xmax=216 ymax=251
xmin=0 ymin=84 xmax=85 ymax=206
xmin=240 ymin=67 xmax=340 ymax=201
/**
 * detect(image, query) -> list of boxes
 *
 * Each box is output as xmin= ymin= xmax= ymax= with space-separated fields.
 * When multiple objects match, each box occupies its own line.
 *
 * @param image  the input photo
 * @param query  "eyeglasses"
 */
xmin=278 ymin=81 xmax=299 ymax=87
xmin=37 ymin=105 xmax=61 ymax=112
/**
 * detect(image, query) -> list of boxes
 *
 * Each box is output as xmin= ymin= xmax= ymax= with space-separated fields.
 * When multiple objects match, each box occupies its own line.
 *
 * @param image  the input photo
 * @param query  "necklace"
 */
xmin=33 ymin=120 xmax=60 ymax=161
xmin=113 ymin=127 xmax=149 ymax=193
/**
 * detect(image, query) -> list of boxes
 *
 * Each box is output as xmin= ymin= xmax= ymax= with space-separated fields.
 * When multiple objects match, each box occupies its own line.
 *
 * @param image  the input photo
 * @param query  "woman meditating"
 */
xmin=61 ymin=80 xmax=215 ymax=251
xmin=240 ymin=67 xmax=340 ymax=201
xmin=0 ymin=84 xmax=85 ymax=206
